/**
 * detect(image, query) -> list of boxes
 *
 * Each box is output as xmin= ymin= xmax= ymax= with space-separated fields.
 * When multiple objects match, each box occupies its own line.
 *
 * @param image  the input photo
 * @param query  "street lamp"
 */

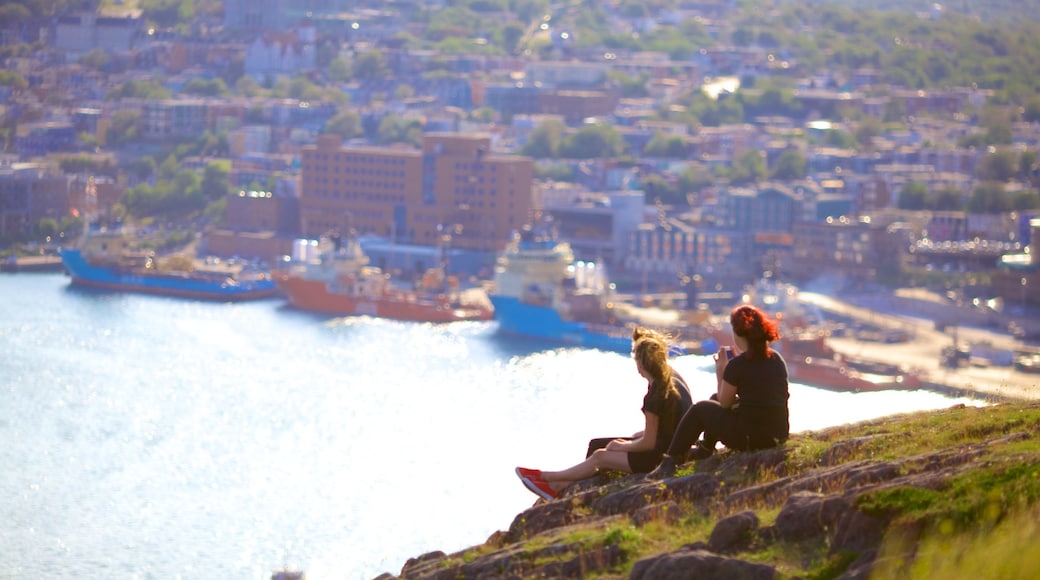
xmin=1022 ymin=277 xmax=1028 ymax=313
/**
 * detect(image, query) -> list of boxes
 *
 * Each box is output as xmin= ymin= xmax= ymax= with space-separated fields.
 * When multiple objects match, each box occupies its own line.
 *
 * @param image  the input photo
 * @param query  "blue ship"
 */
xmin=489 ymin=226 xmax=721 ymax=354
xmin=60 ymin=228 xmax=277 ymax=301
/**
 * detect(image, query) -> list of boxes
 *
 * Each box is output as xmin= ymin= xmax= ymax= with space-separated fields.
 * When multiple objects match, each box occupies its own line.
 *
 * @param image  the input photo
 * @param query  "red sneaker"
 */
xmin=515 ymin=466 xmax=543 ymax=481
xmin=515 ymin=467 xmax=557 ymax=500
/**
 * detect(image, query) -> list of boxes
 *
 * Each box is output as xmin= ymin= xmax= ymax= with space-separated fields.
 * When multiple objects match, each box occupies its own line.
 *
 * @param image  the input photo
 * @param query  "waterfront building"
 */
xmin=299 ymin=133 xmax=534 ymax=259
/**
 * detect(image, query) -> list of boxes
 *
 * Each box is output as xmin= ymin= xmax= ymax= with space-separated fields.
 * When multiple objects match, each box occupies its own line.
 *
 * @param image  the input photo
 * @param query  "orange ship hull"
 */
xmin=276 ymin=275 xmax=493 ymax=322
xmin=787 ymin=355 xmax=920 ymax=392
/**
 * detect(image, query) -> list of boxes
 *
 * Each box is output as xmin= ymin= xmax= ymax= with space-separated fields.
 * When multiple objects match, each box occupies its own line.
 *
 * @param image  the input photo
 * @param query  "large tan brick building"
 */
xmin=299 ymin=133 xmax=534 ymax=252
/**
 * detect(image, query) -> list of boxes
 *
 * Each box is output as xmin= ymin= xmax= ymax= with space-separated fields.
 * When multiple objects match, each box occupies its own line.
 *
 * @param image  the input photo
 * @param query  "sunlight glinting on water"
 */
xmin=0 ymin=274 xmax=988 ymax=579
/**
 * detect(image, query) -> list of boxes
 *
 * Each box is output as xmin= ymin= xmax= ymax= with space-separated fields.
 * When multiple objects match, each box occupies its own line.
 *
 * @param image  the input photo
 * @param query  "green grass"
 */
xmin=441 ymin=402 xmax=1040 ymax=578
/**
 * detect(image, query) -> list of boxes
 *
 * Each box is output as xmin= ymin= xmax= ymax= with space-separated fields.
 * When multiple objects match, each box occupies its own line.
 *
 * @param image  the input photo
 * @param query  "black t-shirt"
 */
xmin=672 ymin=368 xmax=693 ymax=415
xmin=641 ymin=376 xmax=684 ymax=454
xmin=722 ymin=350 xmax=790 ymax=409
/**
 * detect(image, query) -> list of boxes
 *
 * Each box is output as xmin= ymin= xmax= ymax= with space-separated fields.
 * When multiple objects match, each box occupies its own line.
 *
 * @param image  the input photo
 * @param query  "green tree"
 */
xmin=502 ymin=22 xmax=525 ymax=54
xmin=353 ymin=51 xmax=387 ymax=80
xmin=235 ymin=76 xmax=262 ymax=97
xmin=977 ymin=150 xmax=1018 ymax=182
xmin=679 ymin=164 xmax=713 ymax=195
xmin=183 ymin=78 xmax=229 ymax=97
xmin=375 ymin=114 xmax=423 ymax=146
xmin=521 ymin=119 xmax=565 ymax=158
xmin=854 ymin=118 xmax=883 ymax=149
xmin=643 ymin=133 xmax=688 ymax=158
xmin=1018 ymin=150 xmax=1037 ymax=182
xmin=898 ymin=181 xmax=929 ymax=210
xmin=967 ymin=182 xmax=1010 ymax=213
xmin=932 ymin=186 xmax=965 ymax=211
xmin=106 ymin=79 xmax=171 ymax=101
xmin=130 ymin=157 xmax=157 ymax=181
xmin=559 ymin=124 xmax=626 ymax=159
xmin=771 ymin=149 xmax=807 ymax=180
xmin=824 ymin=129 xmax=857 ymax=149
xmin=640 ymin=174 xmax=684 ymax=206
xmin=728 ymin=150 xmax=767 ymax=185
xmin=324 ymin=110 xmax=363 ymax=141
xmin=328 ymin=57 xmax=352 ymax=82
xmin=0 ymin=69 xmax=28 ymax=90
xmin=139 ymin=0 xmax=195 ymax=29
xmin=201 ymin=160 xmax=232 ymax=201
xmin=1011 ymin=189 xmax=1040 ymax=211
xmin=78 ymin=48 xmax=110 ymax=71
xmin=1025 ymin=97 xmax=1040 ymax=123
xmin=105 ymin=110 xmax=140 ymax=147
xmin=36 ymin=217 xmax=59 ymax=241
xmin=0 ymin=3 xmax=30 ymax=26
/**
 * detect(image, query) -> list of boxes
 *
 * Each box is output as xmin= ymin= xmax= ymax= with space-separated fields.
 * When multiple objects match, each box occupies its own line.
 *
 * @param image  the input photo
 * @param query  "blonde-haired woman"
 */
xmin=515 ymin=327 xmax=685 ymax=500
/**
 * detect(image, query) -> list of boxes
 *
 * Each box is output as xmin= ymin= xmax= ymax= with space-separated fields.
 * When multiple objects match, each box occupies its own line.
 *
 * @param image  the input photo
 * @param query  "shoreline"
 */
xmin=798 ymin=290 xmax=1039 ymax=402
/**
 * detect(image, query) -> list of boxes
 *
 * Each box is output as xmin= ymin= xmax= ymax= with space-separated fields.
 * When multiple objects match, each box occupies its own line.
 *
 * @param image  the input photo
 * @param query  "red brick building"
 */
xmin=299 ymin=133 xmax=534 ymax=252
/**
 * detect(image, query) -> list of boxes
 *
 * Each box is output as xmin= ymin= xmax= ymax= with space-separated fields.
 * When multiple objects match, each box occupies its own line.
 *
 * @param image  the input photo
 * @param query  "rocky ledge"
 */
xmin=383 ymin=401 xmax=1040 ymax=579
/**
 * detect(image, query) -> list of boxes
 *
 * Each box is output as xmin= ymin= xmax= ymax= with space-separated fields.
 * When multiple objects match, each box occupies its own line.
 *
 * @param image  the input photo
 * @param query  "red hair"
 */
xmin=730 ymin=304 xmax=781 ymax=360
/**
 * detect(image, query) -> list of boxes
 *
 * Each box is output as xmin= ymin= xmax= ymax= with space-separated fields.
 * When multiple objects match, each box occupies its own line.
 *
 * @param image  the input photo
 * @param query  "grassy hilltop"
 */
xmin=392 ymin=401 xmax=1040 ymax=579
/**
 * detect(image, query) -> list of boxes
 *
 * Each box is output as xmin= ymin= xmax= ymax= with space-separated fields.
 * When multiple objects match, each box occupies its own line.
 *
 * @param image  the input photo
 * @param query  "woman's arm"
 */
xmin=607 ymin=412 xmax=659 ymax=453
xmin=717 ymin=380 xmax=738 ymax=408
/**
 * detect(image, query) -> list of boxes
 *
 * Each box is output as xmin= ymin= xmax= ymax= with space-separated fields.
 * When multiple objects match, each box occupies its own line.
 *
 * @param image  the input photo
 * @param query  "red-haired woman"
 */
xmin=653 ymin=304 xmax=789 ymax=476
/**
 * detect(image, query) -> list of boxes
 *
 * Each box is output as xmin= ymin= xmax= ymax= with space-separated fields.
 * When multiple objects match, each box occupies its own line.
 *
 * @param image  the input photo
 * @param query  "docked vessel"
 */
xmin=273 ymin=233 xmax=493 ymax=322
xmin=778 ymin=333 xmax=922 ymax=392
xmin=60 ymin=226 xmax=277 ymax=301
xmin=489 ymin=225 xmax=722 ymax=353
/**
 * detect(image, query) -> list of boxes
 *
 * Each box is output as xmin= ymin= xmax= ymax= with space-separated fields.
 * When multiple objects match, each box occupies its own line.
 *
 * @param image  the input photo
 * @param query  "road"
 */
xmin=798 ymin=291 xmax=1039 ymax=402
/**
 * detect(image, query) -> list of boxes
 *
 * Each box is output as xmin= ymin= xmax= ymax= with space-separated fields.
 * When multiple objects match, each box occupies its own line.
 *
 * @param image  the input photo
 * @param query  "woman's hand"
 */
xmin=714 ymin=347 xmax=730 ymax=376
xmin=605 ymin=438 xmax=628 ymax=451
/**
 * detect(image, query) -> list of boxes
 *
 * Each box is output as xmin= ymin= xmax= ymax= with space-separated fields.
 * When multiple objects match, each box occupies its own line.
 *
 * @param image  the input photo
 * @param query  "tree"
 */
xmin=679 ymin=164 xmax=713 ymax=195
xmin=728 ymin=150 xmax=767 ymax=185
xmin=521 ymin=119 xmax=565 ymax=158
xmin=977 ymin=150 xmax=1018 ymax=182
xmin=328 ymin=57 xmax=352 ymax=82
xmin=824 ymin=129 xmax=857 ymax=149
xmin=353 ymin=51 xmax=387 ymax=80
xmin=898 ymin=181 xmax=929 ymax=210
xmin=201 ymin=160 xmax=232 ymax=201
xmin=106 ymin=80 xmax=171 ymax=101
xmin=932 ymin=186 xmax=965 ymax=211
xmin=0 ymin=3 xmax=30 ymax=26
xmin=36 ymin=217 xmax=59 ymax=241
xmin=105 ymin=110 xmax=140 ymax=147
xmin=375 ymin=114 xmax=423 ymax=146
xmin=324 ymin=110 xmax=363 ymax=141
xmin=640 ymin=174 xmax=684 ymax=206
xmin=502 ymin=22 xmax=524 ymax=54
xmin=771 ymin=149 xmax=807 ymax=180
xmin=1011 ymin=189 xmax=1040 ymax=211
xmin=0 ymin=69 xmax=28 ymax=90
xmin=559 ymin=124 xmax=626 ymax=159
xmin=854 ymin=118 xmax=883 ymax=149
xmin=1018 ymin=150 xmax=1037 ymax=182
xmin=643 ymin=133 xmax=688 ymax=158
xmin=967 ymin=182 xmax=1010 ymax=213
xmin=78 ymin=48 xmax=110 ymax=71
xmin=235 ymin=76 xmax=262 ymax=97
xmin=183 ymin=78 xmax=229 ymax=97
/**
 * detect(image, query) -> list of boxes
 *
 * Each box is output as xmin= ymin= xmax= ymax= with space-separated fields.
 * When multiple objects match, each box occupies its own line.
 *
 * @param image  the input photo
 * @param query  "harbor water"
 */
xmin=1 ymin=273 xmax=986 ymax=579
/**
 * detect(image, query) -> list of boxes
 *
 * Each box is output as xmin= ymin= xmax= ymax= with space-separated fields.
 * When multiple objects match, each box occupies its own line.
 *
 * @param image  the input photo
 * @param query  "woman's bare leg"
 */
xmin=539 ymin=449 xmax=632 ymax=492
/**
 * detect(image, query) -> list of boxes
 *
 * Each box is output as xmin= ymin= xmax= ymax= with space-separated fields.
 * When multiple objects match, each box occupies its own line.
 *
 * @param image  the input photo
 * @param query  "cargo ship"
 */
xmin=488 ymin=224 xmax=723 ymax=354
xmin=778 ymin=333 xmax=922 ymax=392
xmin=273 ymin=233 xmax=493 ymax=322
xmin=60 ymin=227 xmax=277 ymax=301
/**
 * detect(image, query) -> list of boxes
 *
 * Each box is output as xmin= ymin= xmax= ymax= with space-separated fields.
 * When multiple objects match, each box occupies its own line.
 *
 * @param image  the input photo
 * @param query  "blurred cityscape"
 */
xmin=1 ymin=0 xmax=1037 ymax=323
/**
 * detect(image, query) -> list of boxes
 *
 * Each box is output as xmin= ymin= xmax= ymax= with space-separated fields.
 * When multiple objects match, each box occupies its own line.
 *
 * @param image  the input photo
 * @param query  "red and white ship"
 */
xmin=274 ymin=234 xmax=493 ymax=322
xmin=780 ymin=333 xmax=922 ymax=392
